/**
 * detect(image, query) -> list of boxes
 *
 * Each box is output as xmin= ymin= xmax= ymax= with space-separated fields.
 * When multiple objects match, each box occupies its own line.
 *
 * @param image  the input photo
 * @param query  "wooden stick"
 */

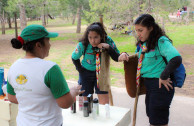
xmin=132 ymin=85 xmax=140 ymax=126
xmin=109 ymin=88 xmax=114 ymax=106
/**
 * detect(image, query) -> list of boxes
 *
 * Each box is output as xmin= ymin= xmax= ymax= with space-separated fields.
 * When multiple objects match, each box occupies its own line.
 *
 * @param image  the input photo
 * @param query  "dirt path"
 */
xmin=0 ymin=35 xmax=194 ymax=97
xmin=175 ymin=45 xmax=194 ymax=97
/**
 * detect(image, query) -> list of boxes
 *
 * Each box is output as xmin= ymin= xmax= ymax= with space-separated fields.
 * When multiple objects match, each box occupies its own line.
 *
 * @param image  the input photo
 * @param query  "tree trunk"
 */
xmin=100 ymin=14 xmax=103 ymax=24
xmin=72 ymin=13 xmax=76 ymax=25
xmin=7 ymin=14 xmax=12 ymax=28
xmin=162 ymin=17 xmax=165 ymax=31
xmin=19 ymin=4 xmax=27 ymax=31
xmin=47 ymin=14 xmax=48 ymax=25
xmin=76 ymin=6 xmax=82 ymax=33
xmin=14 ymin=13 xmax=18 ymax=38
xmin=1 ymin=10 xmax=6 ymax=34
xmin=42 ymin=3 xmax=46 ymax=27
xmin=46 ymin=9 xmax=48 ymax=24
xmin=147 ymin=0 xmax=151 ymax=13
xmin=186 ymin=7 xmax=190 ymax=25
xmin=138 ymin=0 xmax=143 ymax=16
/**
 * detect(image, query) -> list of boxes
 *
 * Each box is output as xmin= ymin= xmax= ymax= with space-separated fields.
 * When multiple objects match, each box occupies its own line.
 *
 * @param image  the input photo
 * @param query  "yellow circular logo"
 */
xmin=16 ymin=75 xmax=28 ymax=85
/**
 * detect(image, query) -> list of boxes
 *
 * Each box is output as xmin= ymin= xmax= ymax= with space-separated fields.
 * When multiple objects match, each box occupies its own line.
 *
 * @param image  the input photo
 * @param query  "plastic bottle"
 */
xmin=105 ymin=104 xmax=110 ymax=118
xmin=92 ymin=98 xmax=99 ymax=119
xmin=0 ymin=67 xmax=4 ymax=95
xmin=79 ymin=94 xmax=83 ymax=111
xmin=87 ymin=94 xmax=93 ymax=113
xmin=71 ymin=98 xmax=76 ymax=113
xmin=83 ymin=101 xmax=89 ymax=117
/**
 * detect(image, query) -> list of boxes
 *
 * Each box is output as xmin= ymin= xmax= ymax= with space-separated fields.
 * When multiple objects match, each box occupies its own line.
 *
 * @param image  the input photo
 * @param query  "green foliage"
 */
xmin=58 ymin=0 xmax=90 ymax=20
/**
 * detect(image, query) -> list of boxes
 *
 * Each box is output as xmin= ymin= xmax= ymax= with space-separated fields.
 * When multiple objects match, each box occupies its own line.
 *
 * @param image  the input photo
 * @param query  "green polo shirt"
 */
xmin=72 ymin=36 xmax=120 ymax=71
xmin=138 ymin=36 xmax=180 ymax=78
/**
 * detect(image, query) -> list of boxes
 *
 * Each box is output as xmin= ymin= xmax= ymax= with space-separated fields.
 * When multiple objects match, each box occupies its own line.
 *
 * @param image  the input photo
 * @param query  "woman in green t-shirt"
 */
xmin=134 ymin=14 xmax=182 ymax=126
xmin=7 ymin=24 xmax=84 ymax=126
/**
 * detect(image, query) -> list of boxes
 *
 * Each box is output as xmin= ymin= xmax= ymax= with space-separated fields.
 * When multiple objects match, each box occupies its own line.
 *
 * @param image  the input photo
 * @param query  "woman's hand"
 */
xmin=97 ymin=43 xmax=109 ymax=49
xmin=159 ymin=78 xmax=173 ymax=91
xmin=118 ymin=53 xmax=129 ymax=62
xmin=70 ymin=85 xmax=85 ymax=96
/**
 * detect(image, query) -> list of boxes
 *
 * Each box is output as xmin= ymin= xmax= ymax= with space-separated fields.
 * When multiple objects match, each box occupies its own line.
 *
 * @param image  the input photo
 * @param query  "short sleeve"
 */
xmin=158 ymin=36 xmax=180 ymax=62
xmin=72 ymin=42 xmax=85 ymax=60
xmin=44 ymin=65 xmax=70 ymax=99
xmin=106 ymin=36 xmax=120 ymax=54
xmin=7 ymin=80 xmax=16 ymax=95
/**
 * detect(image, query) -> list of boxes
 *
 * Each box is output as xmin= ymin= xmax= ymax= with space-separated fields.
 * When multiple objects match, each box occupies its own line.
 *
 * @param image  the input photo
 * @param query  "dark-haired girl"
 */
xmin=134 ymin=14 xmax=182 ymax=126
xmin=7 ymin=24 xmax=84 ymax=126
xmin=72 ymin=22 xmax=128 ymax=104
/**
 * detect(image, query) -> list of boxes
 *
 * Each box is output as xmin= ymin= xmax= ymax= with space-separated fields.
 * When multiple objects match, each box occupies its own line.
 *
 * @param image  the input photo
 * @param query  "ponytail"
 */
xmin=11 ymin=38 xmax=22 ymax=49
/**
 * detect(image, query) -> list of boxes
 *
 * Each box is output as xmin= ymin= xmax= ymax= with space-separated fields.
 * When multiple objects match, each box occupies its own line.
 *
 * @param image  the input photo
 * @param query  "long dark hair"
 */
xmin=11 ymin=37 xmax=45 ymax=54
xmin=134 ymin=14 xmax=172 ymax=52
xmin=79 ymin=22 xmax=107 ymax=54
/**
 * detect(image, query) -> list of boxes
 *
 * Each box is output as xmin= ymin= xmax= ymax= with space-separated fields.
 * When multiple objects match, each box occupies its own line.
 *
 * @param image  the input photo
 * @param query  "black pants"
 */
xmin=144 ymin=78 xmax=174 ymax=125
xmin=78 ymin=68 xmax=108 ymax=96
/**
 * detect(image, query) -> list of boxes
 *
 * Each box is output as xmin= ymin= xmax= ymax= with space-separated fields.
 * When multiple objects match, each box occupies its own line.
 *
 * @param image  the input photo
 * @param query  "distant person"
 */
xmin=177 ymin=9 xmax=181 ymax=18
xmin=133 ymin=14 xmax=182 ymax=126
xmin=126 ymin=21 xmax=132 ymax=35
xmin=7 ymin=24 xmax=84 ymax=126
xmin=71 ymin=22 xmax=128 ymax=104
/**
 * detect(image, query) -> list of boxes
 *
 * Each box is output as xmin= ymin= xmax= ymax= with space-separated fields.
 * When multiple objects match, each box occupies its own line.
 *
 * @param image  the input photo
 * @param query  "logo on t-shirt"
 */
xmin=16 ymin=74 xmax=28 ymax=85
xmin=86 ymin=59 xmax=91 ymax=64
xmin=75 ymin=48 xmax=78 ymax=54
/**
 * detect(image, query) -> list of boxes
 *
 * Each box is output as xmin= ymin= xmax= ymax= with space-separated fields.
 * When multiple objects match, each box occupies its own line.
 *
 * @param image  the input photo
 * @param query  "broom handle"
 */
xmin=132 ymin=85 xmax=140 ymax=126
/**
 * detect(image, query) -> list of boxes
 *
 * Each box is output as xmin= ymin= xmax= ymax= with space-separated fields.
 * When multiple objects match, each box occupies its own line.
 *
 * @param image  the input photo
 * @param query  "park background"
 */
xmin=0 ymin=0 xmax=194 ymax=125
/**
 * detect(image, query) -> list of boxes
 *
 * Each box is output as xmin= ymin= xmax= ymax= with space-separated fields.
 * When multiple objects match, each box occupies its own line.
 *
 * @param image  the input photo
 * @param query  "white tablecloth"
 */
xmin=62 ymin=102 xmax=131 ymax=126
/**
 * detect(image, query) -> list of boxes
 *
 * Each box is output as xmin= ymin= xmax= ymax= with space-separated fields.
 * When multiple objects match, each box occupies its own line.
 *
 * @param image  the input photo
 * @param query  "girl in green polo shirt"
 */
xmin=134 ymin=14 xmax=182 ymax=126
xmin=72 ymin=22 xmax=128 ymax=104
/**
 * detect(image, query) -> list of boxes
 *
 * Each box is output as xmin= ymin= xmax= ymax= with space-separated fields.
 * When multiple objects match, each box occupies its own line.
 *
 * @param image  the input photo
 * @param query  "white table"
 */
xmin=0 ymin=100 xmax=18 ymax=126
xmin=62 ymin=102 xmax=131 ymax=126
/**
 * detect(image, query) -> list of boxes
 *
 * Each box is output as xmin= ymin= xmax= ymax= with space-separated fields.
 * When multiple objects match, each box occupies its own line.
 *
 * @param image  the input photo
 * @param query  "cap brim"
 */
xmin=45 ymin=32 xmax=59 ymax=38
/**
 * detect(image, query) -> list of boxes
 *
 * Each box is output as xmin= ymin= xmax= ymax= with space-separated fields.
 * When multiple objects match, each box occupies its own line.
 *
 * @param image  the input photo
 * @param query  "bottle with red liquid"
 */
xmin=79 ymin=94 xmax=83 ymax=111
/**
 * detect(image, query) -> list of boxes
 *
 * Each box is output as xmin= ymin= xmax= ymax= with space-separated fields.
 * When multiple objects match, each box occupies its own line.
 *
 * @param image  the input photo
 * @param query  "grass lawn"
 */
xmin=1 ymin=19 xmax=194 ymax=85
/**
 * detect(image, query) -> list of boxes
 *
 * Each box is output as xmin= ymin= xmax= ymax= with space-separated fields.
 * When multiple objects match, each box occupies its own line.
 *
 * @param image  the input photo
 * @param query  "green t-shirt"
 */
xmin=138 ymin=36 xmax=181 ymax=78
xmin=72 ymin=36 xmax=120 ymax=71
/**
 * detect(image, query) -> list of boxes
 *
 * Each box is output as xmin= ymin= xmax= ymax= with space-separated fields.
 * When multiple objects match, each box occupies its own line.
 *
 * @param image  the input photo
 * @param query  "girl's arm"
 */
xmin=97 ymin=43 xmax=120 ymax=62
xmin=72 ymin=42 xmax=84 ymax=72
xmin=107 ymin=45 xmax=120 ymax=62
xmin=72 ymin=58 xmax=84 ymax=73
xmin=160 ymin=56 xmax=182 ymax=80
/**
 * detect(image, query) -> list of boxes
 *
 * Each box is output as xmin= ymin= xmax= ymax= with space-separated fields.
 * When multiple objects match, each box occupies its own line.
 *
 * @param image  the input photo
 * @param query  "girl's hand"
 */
xmin=97 ymin=43 xmax=109 ymax=49
xmin=118 ymin=53 xmax=129 ymax=62
xmin=159 ymin=78 xmax=173 ymax=91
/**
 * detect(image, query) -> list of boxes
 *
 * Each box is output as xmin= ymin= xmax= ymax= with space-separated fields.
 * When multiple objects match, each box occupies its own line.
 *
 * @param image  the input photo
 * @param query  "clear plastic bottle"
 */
xmin=105 ymin=104 xmax=110 ymax=118
xmin=92 ymin=98 xmax=99 ymax=119
xmin=79 ymin=94 xmax=83 ymax=111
